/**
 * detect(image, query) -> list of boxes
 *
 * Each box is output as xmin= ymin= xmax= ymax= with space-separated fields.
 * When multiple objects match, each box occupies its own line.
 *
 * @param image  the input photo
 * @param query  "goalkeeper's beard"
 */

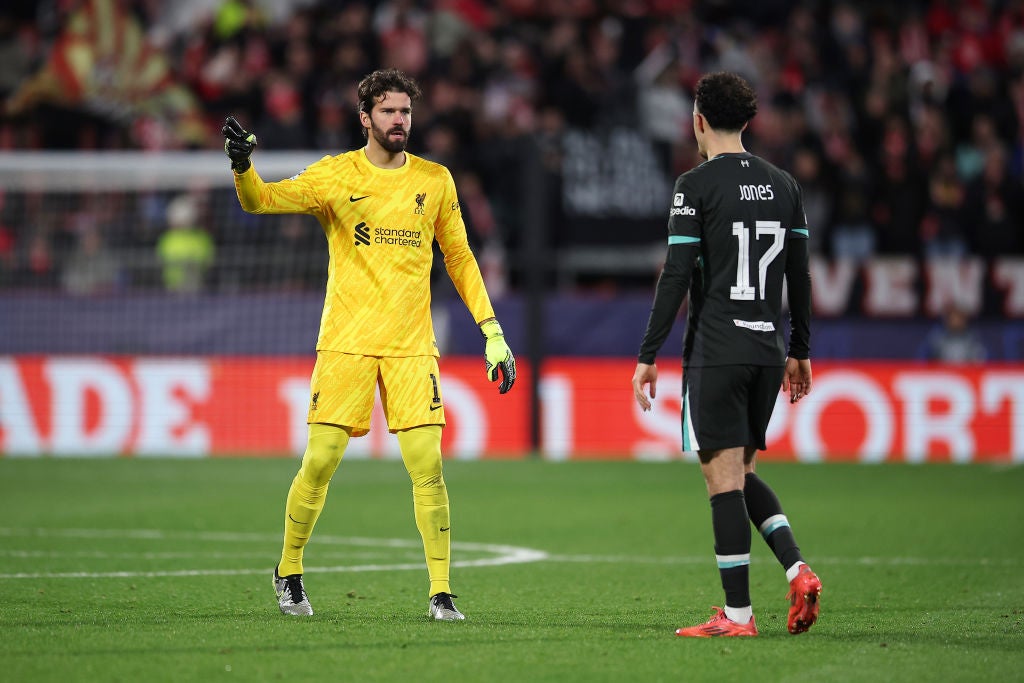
xmin=371 ymin=122 xmax=409 ymax=154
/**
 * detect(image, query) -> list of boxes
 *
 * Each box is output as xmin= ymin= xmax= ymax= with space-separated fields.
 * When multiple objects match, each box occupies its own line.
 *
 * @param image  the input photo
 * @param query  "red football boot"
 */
xmin=787 ymin=565 xmax=822 ymax=634
xmin=675 ymin=607 xmax=758 ymax=637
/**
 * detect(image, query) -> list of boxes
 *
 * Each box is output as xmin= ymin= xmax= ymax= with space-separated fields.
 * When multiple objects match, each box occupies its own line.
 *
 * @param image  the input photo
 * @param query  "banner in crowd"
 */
xmin=5 ymin=0 xmax=206 ymax=148
xmin=0 ymin=356 xmax=1020 ymax=462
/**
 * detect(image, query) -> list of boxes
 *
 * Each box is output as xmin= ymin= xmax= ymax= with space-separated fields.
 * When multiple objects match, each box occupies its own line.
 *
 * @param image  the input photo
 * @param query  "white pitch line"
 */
xmin=20 ymin=550 xmax=1012 ymax=568
xmin=0 ymin=528 xmax=1018 ymax=580
xmin=545 ymin=554 xmax=711 ymax=565
xmin=544 ymin=554 xmax=1020 ymax=567
xmin=0 ymin=549 xmax=421 ymax=561
xmin=0 ymin=527 xmax=549 ymax=580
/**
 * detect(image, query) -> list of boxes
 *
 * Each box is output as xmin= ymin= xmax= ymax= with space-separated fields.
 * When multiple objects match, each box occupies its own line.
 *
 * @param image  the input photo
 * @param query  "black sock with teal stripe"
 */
xmin=744 ymin=472 xmax=803 ymax=570
xmin=710 ymin=489 xmax=751 ymax=608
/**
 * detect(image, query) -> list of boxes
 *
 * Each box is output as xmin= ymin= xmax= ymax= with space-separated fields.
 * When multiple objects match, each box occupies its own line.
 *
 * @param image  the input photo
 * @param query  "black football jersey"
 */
xmin=639 ymin=152 xmax=811 ymax=367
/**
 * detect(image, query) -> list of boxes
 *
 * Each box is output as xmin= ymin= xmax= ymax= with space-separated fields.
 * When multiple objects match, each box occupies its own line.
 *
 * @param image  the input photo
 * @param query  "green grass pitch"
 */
xmin=1 ymin=457 xmax=1021 ymax=682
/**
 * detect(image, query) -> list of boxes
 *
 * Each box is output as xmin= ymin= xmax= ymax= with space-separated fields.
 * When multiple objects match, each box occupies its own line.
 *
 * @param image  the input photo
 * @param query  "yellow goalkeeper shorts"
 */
xmin=306 ymin=351 xmax=445 ymax=435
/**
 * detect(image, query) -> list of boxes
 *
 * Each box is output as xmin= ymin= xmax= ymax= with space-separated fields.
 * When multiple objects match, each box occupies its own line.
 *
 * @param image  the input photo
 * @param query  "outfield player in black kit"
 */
xmin=632 ymin=72 xmax=822 ymax=638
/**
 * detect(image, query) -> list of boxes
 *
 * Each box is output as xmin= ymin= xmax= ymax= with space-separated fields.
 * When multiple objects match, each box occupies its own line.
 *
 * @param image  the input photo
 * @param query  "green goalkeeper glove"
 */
xmin=480 ymin=319 xmax=516 ymax=394
xmin=222 ymin=116 xmax=257 ymax=172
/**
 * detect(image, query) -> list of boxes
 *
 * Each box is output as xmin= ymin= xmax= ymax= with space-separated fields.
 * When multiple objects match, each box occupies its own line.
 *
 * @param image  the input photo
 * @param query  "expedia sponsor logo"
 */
xmin=670 ymin=193 xmax=696 ymax=217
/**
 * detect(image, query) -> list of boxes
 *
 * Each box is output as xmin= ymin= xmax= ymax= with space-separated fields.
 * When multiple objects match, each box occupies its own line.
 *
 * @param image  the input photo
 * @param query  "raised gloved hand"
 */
xmin=222 ymin=116 xmax=257 ymax=172
xmin=480 ymin=319 xmax=516 ymax=394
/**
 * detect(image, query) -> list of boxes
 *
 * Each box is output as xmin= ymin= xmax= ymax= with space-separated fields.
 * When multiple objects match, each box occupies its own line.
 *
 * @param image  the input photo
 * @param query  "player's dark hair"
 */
xmin=357 ymin=69 xmax=422 ymax=138
xmin=694 ymin=72 xmax=758 ymax=132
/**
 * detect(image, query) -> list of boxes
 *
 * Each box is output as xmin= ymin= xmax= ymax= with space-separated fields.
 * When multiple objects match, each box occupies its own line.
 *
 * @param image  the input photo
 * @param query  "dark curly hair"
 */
xmin=694 ymin=72 xmax=758 ymax=132
xmin=356 ymin=68 xmax=422 ymax=137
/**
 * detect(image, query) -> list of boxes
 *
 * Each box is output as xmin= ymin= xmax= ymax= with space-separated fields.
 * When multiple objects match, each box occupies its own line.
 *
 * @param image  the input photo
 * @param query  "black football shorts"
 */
xmin=681 ymin=364 xmax=785 ymax=454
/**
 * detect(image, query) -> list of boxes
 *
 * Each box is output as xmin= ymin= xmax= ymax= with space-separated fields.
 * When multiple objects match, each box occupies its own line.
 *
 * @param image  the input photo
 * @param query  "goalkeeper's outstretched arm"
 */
xmin=222 ymin=116 xmax=321 ymax=216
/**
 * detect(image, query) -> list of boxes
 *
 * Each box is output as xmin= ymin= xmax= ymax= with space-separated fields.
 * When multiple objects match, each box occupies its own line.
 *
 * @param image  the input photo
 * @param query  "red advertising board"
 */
xmin=544 ymin=359 xmax=1024 ymax=463
xmin=0 ymin=356 xmax=1020 ymax=462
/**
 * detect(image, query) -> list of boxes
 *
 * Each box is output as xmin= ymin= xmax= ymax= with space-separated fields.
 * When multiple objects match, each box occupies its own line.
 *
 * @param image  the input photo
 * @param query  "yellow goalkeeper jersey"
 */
xmin=234 ymin=149 xmax=495 ymax=357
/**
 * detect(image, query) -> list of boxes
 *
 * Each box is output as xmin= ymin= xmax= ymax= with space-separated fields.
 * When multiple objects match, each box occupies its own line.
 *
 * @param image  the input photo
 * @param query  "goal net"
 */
xmin=0 ymin=151 xmax=346 ymax=356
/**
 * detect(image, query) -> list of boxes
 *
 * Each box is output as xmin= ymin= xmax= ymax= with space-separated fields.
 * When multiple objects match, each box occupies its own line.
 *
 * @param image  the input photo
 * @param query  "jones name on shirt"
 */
xmin=739 ymin=184 xmax=774 ymax=201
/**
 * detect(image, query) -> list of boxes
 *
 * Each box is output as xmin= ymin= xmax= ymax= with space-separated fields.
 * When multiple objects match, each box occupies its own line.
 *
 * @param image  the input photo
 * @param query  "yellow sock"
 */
xmin=397 ymin=425 xmax=451 ymax=597
xmin=278 ymin=423 xmax=350 ymax=576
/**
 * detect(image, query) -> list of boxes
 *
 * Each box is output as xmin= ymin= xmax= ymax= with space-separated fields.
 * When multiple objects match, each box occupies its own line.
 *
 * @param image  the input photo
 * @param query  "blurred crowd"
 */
xmin=1 ymin=0 xmax=1023 ymax=296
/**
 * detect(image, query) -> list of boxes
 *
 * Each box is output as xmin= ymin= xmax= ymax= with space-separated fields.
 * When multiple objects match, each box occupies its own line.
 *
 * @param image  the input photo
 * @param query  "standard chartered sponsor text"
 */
xmin=375 ymin=227 xmax=422 ymax=247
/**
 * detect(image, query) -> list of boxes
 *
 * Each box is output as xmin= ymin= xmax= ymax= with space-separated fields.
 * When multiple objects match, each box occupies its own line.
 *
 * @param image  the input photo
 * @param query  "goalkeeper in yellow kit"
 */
xmin=223 ymin=68 xmax=515 ymax=621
